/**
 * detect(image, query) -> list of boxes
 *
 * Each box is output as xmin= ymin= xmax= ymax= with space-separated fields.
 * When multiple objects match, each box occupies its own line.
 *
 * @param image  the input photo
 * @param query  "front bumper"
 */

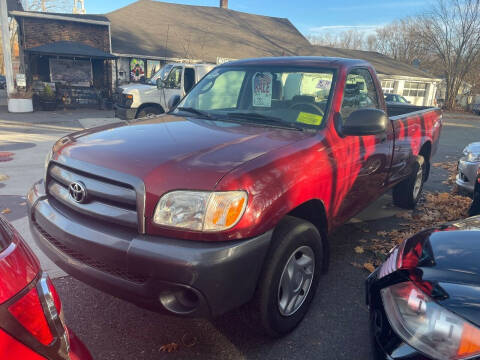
xmin=366 ymin=268 xmax=431 ymax=360
xmin=114 ymin=104 xmax=137 ymax=120
xmin=27 ymin=180 xmax=272 ymax=317
xmin=456 ymin=159 xmax=480 ymax=192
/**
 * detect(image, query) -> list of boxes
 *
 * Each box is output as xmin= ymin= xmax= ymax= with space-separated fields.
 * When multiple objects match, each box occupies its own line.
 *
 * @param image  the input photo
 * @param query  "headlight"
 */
xmin=465 ymin=151 xmax=480 ymax=162
xmin=382 ymin=281 xmax=480 ymax=360
xmin=153 ymin=190 xmax=247 ymax=231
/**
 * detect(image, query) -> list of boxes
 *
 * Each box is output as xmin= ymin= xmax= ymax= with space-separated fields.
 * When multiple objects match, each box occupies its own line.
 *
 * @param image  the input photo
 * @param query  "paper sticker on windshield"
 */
xmin=252 ymin=72 xmax=273 ymax=107
xmin=296 ymin=112 xmax=323 ymax=126
xmin=316 ymin=79 xmax=332 ymax=90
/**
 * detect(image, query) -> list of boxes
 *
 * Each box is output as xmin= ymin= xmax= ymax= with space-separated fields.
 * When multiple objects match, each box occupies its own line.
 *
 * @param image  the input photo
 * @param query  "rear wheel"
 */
xmin=251 ymin=216 xmax=324 ymax=337
xmin=136 ymin=106 xmax=162 ymax=118
xmin=393 ymin=155 xmax=426 ymax=209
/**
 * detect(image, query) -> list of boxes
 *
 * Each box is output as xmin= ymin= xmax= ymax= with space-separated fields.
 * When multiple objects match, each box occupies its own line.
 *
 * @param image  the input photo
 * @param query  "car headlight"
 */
xmin=382 ymin=281 xmax=480 ymax=360
xmin=465 ymin=151 xmax=480 ymax=162
xmin=153 ymin=190 xmax=247 ymax=231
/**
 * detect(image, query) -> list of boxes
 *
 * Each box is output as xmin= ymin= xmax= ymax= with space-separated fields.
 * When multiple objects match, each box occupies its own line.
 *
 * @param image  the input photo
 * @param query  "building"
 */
xmin=9 ymin=0 xmax=441 ymax=107
xmin=9 ymin=10 xmax=115 ymax=107
xmin=105 ymin=0 xmax=311 ymax=84
xmin=301 ymin=46 xmax=441 ymax=106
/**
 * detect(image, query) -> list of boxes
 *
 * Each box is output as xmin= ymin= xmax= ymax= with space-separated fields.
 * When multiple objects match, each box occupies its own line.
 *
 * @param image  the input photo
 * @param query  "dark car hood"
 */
xmin=414 ymin=216 xmax=480 ymax=327
xmin=53 ymin=115 xmax=312 ymax=194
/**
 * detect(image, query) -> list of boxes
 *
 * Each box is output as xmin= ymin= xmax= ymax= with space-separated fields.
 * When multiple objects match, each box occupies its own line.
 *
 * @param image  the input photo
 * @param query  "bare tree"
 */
xmin=417 ymin=0 xmax=480 ymax=109
xmin=22 ymin=0 xmax=71 ymax=12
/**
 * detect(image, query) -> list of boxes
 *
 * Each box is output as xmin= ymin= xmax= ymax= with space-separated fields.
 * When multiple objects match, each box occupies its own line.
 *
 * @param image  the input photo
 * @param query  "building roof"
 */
xmin=106 ymin=0 xmax=311 ymax=62
xmin=9 ymin=10 xmax=110 ymax=25
xmin=26 ymin=41 xmax=116 ymax=59
xmin=301 ymin=45 xmax=439 ymax=80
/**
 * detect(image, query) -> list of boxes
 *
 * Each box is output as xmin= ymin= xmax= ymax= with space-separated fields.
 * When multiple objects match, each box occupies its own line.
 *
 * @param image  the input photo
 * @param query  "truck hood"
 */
xmin=411 ymin=216 xmax=480 ymax=327
xmin=54 ymin=115 xmax=312 ymax=195
xmin=119 ymin=83 xmax=156 ymax=93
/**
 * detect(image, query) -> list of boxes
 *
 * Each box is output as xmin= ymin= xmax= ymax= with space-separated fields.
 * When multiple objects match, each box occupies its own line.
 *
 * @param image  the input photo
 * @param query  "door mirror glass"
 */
xmin=342 ymin=108 xmax=387 ymax=136
xmin=156 ymin=78 xmax=165 ymax=89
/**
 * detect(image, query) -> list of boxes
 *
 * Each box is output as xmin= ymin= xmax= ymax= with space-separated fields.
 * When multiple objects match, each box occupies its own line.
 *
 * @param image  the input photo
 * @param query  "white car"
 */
xmin=457 ymin=142 xmax=480 ymax=192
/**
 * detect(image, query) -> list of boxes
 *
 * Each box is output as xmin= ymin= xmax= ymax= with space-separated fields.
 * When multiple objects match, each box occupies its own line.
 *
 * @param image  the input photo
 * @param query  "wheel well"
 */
xmin=419 ymin=141 xmax=432 ymax=181
xmin=287 ymin=199 xmax=329 ymax=272
xmin=137 ymin=103 xmax=164 ymax=115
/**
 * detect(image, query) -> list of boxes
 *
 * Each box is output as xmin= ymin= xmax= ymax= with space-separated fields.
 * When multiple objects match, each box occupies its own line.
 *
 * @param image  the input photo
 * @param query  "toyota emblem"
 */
xmin=68 ymin=181 xmax=87 ymax=203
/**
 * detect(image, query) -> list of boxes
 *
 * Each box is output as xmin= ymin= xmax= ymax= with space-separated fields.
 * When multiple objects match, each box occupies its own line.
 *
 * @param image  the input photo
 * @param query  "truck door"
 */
xmin=333 ymin=68 xmax=393 ymax=225
xmin=161 ymin=65 xmax=184 ymax=110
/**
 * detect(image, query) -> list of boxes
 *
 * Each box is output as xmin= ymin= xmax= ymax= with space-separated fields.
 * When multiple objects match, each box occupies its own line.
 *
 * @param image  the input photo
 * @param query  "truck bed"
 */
xmin=386 ymin=103 xmax=434 ymax=118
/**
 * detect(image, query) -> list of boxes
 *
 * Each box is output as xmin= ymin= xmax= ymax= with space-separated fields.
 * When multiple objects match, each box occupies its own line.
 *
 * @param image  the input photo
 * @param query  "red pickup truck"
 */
xmin=28 ymin=57 xmax=442 ymax=336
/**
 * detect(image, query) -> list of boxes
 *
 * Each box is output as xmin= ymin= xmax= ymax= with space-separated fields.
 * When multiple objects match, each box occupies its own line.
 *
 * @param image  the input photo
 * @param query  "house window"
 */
xmin=403 ymin=82 xmax=427 ymax=97
xmin=381 ymin=80 xmax=395 ymax=94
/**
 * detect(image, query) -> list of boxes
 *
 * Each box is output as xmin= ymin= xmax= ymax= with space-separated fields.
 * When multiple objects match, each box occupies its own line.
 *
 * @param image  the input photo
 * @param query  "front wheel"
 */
xmin=393 ymin=155 xmax=426 ymax=209
xmin=136 ymin=106 xmax=162 ymax=119
xmin=251 ymin=216 xmax=324 ymax=337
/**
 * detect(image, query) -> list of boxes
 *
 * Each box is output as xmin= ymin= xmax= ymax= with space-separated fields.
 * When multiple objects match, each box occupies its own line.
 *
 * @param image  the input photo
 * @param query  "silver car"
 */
xmin=457 ymin=142 xmax=480 ymax=192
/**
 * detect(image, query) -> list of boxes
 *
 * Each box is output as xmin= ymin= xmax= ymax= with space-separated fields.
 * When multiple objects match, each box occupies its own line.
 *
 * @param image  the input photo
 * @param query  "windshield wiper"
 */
xmin=176 ymin=107 xmax=216 ymax=119
xmin=226 ymin=112 xmax=304 ymax=131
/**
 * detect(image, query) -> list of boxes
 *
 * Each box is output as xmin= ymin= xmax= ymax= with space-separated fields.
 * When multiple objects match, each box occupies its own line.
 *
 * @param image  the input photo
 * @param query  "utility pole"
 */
xmin=0 ymin=0 xmax=14 ymax=95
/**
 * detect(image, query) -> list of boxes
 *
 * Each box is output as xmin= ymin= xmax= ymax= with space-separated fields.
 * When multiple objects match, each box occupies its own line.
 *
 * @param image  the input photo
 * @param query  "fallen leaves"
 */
xmin=160 ymin=343 xmax=179 ymax=353
xmin=354 ymin=246 xmax=364 ymax=254
xmin=1 ymin=208 xmax=11 ymax=214
xmin=0 ymin=174 xmax=9 ymax=182
xmin=358 ymin=160 xmax=471 ymax=273
xmin=363 ymin=191 xmax=471 ymax=270
xmin=363 ymin=263 xmax=376 ymax=273
xmin=433 ymin=161 xmax=457 ymax=185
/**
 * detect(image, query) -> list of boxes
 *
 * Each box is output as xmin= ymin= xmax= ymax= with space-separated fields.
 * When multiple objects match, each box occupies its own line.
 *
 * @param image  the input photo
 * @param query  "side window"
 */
xmin=165 ymin=67 xmax=182 ymax=89
xmin=341 ymin=68 xmax=379 ymax=119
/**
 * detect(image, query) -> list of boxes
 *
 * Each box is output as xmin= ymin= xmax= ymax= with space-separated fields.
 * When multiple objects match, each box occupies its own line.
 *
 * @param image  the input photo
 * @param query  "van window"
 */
xmin=184 ymin=68 xmax=195 ymax=93
xmin=164 ymin=66 xmax=182 ymax=89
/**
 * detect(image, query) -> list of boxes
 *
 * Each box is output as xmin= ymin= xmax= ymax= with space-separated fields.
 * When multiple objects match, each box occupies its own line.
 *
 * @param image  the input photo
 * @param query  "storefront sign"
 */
xmin=16 ymin=73 xmax=26 ymax=87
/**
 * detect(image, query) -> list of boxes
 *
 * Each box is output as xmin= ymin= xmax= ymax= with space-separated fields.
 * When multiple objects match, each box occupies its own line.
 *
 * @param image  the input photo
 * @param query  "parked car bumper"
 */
xmin=366 ymin=268 xmax=432 ymax=360
xmin=114 ymin=104 xmax=137 ymax=120
xmin=27 ymin=180 xmax=272 ymax=317
xmin=456 ymin=158 xmax=480 ymax=192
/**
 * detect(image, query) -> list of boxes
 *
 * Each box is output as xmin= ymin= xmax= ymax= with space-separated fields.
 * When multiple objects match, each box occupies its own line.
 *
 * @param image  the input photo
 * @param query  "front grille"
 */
xmin=33 ymin=217 xmax=148 ymax=284
xmin=46 ymin=163 xmax=139 ymax=230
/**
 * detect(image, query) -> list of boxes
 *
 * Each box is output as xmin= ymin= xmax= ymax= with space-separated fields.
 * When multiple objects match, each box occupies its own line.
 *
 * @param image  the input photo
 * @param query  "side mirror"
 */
xmin=341 ymin=108 xmax=387 ymax=136
xmin=156 ymin=78 xmax=165 ymax=89
xmin=168 ymin=95 xmax=181 ymax=110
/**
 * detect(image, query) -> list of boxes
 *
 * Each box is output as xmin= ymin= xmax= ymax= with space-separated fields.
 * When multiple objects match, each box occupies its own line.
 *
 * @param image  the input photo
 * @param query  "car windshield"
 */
xmin=175 ymin=66 xmax=336 ymax=129
xmin=148 ymin=64 xmax=174 ymax=85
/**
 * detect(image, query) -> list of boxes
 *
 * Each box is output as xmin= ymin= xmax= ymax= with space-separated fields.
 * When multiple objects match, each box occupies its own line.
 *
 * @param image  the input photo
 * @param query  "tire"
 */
xmin=393 ymin=155 xmax=426 ymax=209
xmin=136 ymin=106 xmax=162 ymax=119
xmin=250 ymin=216 xmax=324 ymax=337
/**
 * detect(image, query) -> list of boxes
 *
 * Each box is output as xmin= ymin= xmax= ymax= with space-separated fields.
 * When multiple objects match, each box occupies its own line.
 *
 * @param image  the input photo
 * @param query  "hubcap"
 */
xmin=413 ymin=165 xmax=424 ymax=199
xmin=277 ymin=246 xmax=315 ymax=316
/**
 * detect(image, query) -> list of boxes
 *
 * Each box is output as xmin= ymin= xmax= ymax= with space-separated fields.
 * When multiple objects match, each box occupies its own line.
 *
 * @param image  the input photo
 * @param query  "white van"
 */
xmin=114 ymin=63 xmax=215 ymax=120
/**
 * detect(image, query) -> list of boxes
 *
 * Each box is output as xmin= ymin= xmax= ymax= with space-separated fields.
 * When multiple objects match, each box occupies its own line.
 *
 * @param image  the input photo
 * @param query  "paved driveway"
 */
xmin=0 ymin=110 xmax=478 ymax=359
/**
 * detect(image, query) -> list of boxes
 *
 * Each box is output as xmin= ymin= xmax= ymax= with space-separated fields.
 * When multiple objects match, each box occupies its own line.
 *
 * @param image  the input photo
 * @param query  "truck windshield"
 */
xmin=148 ymin=64 xmax=174 ymax=85
xmin=175 ymin=66 xmax=335 ymax=128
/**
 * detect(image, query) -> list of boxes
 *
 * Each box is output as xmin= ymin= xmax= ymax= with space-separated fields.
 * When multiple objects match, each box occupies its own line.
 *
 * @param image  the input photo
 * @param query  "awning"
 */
xmin=26 ymin=41 xmax=116 ymax=59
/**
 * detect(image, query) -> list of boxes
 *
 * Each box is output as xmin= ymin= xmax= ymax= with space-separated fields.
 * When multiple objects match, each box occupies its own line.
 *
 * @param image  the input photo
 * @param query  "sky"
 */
xmin=86 ymin=0 xmax=431 ymax=36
